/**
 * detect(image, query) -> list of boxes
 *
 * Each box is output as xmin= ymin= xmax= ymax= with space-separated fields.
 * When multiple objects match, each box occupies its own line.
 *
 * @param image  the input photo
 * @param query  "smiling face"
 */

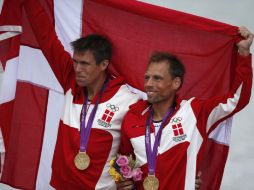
xmin=73 ymin=50 xmax=107 ymax=87
xmin=144 ymin=61 xmax=181 ymax=105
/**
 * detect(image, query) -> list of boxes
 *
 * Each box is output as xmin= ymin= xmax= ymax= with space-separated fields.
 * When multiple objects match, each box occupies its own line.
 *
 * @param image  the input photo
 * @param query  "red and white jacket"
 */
xmin=23 ymin=1 xmax=140 ymax=189
xmin=50 ymin=76 xmax=140 ymax=190
xmin=120 ymin=55 xmax=252 ymax=190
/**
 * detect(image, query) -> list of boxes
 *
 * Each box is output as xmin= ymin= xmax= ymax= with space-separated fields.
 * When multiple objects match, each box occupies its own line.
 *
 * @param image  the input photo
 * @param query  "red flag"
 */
xmin=199 ymin=118 xmax=233 ymax=190
xmin=82 ymin=2 xmax=239 ymax=189
xmin=83 ymin=0 xmax=238 ymax=98
xmin=0 ymin=0 xmax=58 ymax=189
xmin=0 ymin=0 xmax=240 ymax=189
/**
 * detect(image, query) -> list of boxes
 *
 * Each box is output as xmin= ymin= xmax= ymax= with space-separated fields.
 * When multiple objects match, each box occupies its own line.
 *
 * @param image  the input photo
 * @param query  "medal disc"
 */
xmin=74 ymin=152 xmax=90 ymax=170
xmin=143 ymin=175 xmax=159 ymax=190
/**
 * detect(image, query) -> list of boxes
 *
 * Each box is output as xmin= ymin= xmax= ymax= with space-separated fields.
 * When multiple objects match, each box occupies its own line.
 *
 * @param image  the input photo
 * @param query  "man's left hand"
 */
xmin=237 ymin=26 xmax=254 ymax=56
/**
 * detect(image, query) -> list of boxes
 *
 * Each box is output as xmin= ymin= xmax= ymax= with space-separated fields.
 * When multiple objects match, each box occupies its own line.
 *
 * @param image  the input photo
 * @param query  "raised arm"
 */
xmin=23 ymin=0 xmax=73 ymax=88
xmin=195 ymin=27 xmax=253 ymax=134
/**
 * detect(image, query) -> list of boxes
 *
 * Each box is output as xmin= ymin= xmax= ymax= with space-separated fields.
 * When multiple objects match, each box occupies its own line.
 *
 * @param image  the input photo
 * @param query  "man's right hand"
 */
xmin=116 ymin=178 xmax=134 ymax=190
xmin=195 ymin=171 xmax=202 ymax=190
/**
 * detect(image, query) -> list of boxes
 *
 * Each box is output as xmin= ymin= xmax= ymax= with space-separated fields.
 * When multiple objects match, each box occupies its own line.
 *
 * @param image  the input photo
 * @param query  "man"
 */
xmin=118 ymin=27 xmax=253 ymax=190
xmin=21 ymin=1 xmax=140 ymax=190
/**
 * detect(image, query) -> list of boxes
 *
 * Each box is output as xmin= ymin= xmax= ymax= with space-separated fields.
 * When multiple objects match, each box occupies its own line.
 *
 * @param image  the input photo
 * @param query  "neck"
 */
xmin=152 ymin=96 xmax=175 ymax=121
xmin=86 ymin=73 xmax=107 ymax=100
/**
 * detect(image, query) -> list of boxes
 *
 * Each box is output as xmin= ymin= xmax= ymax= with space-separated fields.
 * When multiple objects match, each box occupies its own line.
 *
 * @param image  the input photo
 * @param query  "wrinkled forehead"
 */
xmin=73 ymin=49 xmax=93 ymax=57
xmin=73 ymin=50 xmax=96 ymax=62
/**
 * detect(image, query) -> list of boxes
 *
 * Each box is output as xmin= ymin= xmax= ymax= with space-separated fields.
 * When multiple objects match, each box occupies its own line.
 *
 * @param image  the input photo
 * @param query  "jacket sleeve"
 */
xmin=23 ymin=0 xmax=73 ymax=90
xmin=193 ymin=54 xmax=252 ymax=134
xmin=119 ymin=112 xmax=135 ymax=156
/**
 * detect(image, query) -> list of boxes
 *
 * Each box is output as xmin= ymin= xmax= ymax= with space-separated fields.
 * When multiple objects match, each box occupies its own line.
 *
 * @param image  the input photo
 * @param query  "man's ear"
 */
xmin=100 ymin=60 xmax=109 ymax=71
xmin=173 ymin=77 xmax=181 ymax=90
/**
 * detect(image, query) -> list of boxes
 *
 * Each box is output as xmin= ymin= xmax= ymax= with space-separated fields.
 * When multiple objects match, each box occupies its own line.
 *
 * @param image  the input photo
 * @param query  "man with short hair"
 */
xmin=23 ymin=1 xmax=140 ymax=189
xmin=118 ymin=27 xmax=253 ymax=190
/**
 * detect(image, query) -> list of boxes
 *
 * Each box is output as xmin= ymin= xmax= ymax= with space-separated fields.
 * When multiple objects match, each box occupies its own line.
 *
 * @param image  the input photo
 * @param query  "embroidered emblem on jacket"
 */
xmin=97 ymin=103 xmax=119 ymax=128
xmin=170 ymin=117 xmax=187 ymax=142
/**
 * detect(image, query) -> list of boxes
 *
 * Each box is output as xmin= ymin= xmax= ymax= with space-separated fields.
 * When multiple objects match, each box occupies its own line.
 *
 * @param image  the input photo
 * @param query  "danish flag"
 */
xmin=172 ymin=123 xmax=184 ymax=136
xmin=101 ymin=109 xmax=115 ymax=123
xmin=0 ymin=0 xmax=237 ymax=189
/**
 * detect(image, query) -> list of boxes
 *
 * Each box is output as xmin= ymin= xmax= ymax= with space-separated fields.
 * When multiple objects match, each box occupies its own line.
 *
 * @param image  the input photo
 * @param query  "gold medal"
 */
xmin=74 ymin=151 xmax=90 ymax=170
xmin=143 ymin=175 xmax=159 ymax=190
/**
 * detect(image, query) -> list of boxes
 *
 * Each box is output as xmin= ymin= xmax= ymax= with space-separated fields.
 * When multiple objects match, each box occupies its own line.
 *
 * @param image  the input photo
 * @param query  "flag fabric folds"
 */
xmin=0 ymin=0 xmax=240 ymax=189
xmin=0 ymin=0 xmax=70 ymax=189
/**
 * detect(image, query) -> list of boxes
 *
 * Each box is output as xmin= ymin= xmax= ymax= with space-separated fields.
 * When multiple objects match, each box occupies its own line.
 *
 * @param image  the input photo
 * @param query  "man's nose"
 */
xmin=75 ymin=62 xmax=82 ymax=72
xmin=145 ymin=78 xmax=154 ymax=87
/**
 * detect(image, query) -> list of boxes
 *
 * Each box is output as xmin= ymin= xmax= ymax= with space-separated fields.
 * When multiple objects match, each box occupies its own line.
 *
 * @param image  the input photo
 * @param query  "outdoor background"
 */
xmin=0 ymin=0 xmax=253 ymax=189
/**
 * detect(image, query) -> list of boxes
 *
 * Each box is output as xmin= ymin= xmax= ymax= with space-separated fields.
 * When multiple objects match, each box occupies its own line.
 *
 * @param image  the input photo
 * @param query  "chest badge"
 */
xmin=97 ymin=103 xmax=119 ymax=128
xmin=170 ymin=117 xmax=187 ymax=142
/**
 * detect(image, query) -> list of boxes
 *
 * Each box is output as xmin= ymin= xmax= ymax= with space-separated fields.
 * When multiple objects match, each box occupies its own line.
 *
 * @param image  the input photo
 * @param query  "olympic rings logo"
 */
xmin=106 ymin=103 xmax=119 ymax=112
xmin=170 ymin=117 xmax=182 ymax=124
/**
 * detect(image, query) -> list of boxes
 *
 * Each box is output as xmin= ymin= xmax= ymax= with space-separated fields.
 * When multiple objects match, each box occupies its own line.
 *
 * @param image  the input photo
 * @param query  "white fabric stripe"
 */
xmin=0 ymin=31 xmax=21 ymax=41
xmin=0 ymin=57 xmax=19 ymax=103
xmin=184 ymin=130 xmax=202 ymax=190
xmin=208 ymin=117 xmax=232 ymax=145
xmin=36 ymin=0 xmax=82 ymax=189
xmin=0 ymin=0 xmax=3 ymax=14
xmin=0 ymin=129 xmax=4 ymax=152
xmin=0 ymin=61 xmax=3 ymax=73
xmin=95 ymin=133 xmax=118 ymax=190
xmin=35 ymin=90 xmax=64 ymax=190
xmin=127 ymin=84 xmax=147 ymax=100
xmin=18 ymin=46 xmax=63 ymax=93
xmin=0 ymin=26 xmax=22 ymax=41
xmin=61 ymin=89 xmax=82 ymax=130
xmin=54 ymin=0 xmax=83 ymax=55
xmin=0 ymin=25 xmax=22 ymax=41
xmin=130 ymin=135 xmax=147 ymax=165
xmin=0 ymin=61 xmax=4 ymax=96
xmin=0 ymin=25 xmax=22 ymax=32
xmin=0 ymin=128 xmax=5 ymax=178
xmin=206 ymin=84 xmax=243 ymax=132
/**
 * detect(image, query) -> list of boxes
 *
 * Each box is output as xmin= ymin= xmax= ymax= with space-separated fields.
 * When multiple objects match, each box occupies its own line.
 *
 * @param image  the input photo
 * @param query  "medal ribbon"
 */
xmin=145 ymin=106 xmax=174 ymax=175
xmin=80 ymin=78 xmax=108 ymax=152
